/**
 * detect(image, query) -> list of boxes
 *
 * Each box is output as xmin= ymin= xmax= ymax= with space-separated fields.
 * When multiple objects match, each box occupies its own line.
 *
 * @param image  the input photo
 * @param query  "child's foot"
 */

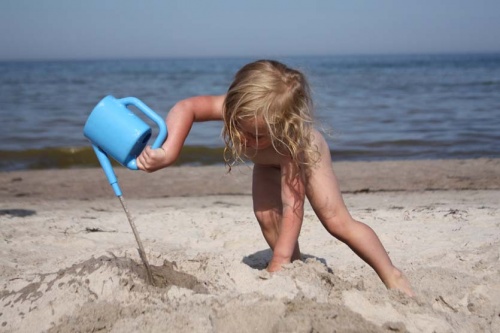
xmin=385 ymin=268 xmax=415 ymax=297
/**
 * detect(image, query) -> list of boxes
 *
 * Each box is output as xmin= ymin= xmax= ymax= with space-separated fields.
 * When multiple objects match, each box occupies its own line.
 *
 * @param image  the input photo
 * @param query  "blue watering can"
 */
xmin=83 ymin=95 xmax=168 ymax=197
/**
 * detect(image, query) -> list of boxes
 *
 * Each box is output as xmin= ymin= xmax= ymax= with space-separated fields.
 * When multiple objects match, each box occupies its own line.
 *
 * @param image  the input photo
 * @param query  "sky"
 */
xmin=1 ymin=0 xmax=499 ymax=60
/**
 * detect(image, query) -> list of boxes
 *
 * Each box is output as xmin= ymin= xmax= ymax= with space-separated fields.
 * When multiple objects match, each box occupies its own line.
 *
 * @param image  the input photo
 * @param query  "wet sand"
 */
xmin=1 ymin=158 xmax=499 ymax=332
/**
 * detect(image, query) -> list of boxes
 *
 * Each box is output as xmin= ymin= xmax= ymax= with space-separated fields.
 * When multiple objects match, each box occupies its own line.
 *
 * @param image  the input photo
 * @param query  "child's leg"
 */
xmin=252 ymin=164 xmax=301 ymax=266
xmin=306 ymin=131 xmax=414 ymax=296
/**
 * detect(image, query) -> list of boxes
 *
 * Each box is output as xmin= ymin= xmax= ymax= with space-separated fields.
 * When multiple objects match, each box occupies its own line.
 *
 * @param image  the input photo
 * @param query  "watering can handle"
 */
xmin=118 ymin=97 xmax=168 ymax=170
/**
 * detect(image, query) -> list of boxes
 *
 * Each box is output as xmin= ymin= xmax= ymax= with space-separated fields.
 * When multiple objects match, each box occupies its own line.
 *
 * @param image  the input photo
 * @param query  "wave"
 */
xmin=0 ymin=146 xmax=226 ymax=172
xmin=1 ymin=145 xmax=497 ymax=172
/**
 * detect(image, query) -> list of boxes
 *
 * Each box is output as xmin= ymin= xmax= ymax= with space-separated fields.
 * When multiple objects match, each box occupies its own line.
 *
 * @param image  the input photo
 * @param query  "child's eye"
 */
xmin=244 ymin=132 xmax=257 ymax=139
xmin=250 ymin=134 xmax=265 ymax=140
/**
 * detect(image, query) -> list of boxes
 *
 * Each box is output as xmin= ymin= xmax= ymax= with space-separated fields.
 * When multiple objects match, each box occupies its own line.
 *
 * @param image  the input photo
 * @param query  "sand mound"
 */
xmin=2 ymin=251 xmax=387 ymax=333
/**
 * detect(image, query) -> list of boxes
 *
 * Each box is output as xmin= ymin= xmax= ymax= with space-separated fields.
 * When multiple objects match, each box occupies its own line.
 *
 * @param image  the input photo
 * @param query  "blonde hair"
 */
xmin=222 ymin=60 xmax=318 ymax=170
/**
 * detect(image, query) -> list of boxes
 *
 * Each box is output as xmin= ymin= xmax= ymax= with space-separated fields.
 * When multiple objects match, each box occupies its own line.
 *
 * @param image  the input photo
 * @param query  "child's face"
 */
xmin=238 ymin=117 xmax=272 ymax=150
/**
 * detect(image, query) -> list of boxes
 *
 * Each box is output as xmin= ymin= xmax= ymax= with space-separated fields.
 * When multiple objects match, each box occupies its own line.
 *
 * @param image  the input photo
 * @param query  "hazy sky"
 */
xmin=1 ymin=0 xmax=499 ymax=60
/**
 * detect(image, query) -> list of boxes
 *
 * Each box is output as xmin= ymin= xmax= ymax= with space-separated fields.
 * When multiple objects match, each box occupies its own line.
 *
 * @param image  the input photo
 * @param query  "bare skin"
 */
xmin=137 ymin=95 xmax=415 ymax=297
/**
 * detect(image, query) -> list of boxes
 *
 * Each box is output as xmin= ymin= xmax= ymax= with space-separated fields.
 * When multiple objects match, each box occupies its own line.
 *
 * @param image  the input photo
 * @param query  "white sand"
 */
xmin=1 ymin=160 xmax=499 ymax=332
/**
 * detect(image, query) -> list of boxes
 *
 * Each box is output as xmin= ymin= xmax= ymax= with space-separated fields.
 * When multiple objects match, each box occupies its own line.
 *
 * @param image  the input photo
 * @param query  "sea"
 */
xmin=1 ymin=53 xmax=499 ymax=171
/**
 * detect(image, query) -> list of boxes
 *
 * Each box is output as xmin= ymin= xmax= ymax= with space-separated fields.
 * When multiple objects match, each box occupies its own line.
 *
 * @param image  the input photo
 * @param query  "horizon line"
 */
xmin=1 ymin=50 xmax=500 ymax=63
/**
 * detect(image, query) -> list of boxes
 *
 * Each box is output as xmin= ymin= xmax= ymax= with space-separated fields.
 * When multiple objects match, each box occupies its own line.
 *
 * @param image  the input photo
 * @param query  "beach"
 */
xmin=1 ymin=158 xmax=499 ymax=332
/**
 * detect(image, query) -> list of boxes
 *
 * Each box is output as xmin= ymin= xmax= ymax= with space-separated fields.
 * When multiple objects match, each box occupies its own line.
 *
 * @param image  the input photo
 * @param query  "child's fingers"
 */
xmin=136 ymin=155 xmax=145 ymax=171
xmin=137 ymin=146 xmax=165 ymax=172
xmin=142 ymin=146 xmax=153 ymax=158
xmin=137 ymin=146 xmax=153 ymax=171
xmin=150 ymin=147 xmax=166 ymax=161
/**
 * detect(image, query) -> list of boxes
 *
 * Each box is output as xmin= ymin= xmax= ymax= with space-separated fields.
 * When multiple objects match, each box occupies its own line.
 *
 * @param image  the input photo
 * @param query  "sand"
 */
xmin=1 ymin=158 xmax=499 ymax=332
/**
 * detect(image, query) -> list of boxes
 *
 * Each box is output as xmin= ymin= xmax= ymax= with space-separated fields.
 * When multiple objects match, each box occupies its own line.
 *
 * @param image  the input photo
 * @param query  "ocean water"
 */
xmin=0 ymin=54 xmax=499 ymax=171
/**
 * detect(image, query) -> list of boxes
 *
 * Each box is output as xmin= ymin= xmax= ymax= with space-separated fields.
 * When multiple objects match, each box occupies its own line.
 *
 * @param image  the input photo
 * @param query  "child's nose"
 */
xmin=244 ymin=135 xmax=253 ymax=143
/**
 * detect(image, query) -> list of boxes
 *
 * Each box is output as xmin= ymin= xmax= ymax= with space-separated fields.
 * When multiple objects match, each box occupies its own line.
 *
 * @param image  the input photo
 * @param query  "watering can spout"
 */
xmin=92 ymin=144 xmax=122 ymax=197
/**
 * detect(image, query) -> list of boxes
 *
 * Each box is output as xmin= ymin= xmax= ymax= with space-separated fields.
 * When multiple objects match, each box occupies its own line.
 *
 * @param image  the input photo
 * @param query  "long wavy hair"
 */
xmin=222 ymin=60 xmax=318 ymax=171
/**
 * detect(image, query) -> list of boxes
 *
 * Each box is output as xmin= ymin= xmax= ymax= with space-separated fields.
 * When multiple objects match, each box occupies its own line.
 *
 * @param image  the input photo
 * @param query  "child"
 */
xmin=137 ymin=60 xmax=414 ymax=297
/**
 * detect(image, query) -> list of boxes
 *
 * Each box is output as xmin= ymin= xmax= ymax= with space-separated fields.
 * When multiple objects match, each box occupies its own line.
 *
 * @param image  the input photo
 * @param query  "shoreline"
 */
xmin=1 ymin=158 xmax=499 ymax=201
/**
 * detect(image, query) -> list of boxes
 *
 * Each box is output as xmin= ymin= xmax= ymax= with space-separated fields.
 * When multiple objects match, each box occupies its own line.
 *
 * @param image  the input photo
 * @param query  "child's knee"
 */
xmin=323 ymin=216 xmax=353 ymax=240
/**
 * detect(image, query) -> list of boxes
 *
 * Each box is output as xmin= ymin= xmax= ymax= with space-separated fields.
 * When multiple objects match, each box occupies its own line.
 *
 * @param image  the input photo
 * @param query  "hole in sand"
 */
xmin=148 ymin=259 xmax=207 ymax=292
xmin=102 ymin=255 xmax=207 ymax=292
xmin=6 ymin=255 xmax=208 ymax=299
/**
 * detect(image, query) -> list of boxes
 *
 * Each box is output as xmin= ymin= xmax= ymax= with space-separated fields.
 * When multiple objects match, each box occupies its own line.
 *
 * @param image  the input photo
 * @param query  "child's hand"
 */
xmin=266 ymin=261 xmax=283 ymax=272
xmin=266 ymin=257 xmax=291 ymax=272
xmin=266 ymin=247 xmax=301 ymax=272
xmin=136 ymin=146 xmax=167 ymax=172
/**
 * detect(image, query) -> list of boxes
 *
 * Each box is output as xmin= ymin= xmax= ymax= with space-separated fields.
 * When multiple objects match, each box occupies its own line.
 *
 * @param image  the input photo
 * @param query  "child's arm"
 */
xmin=137 ymin=95 xmax=225 ymax=172
xmin=267 ymin=158 xmax=306 ymax=271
